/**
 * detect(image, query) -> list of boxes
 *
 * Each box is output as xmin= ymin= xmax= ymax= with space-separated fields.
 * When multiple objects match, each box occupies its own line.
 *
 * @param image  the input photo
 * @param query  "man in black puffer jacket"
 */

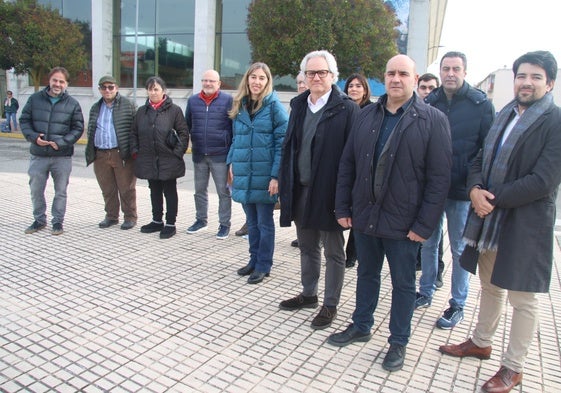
xmin=86 ymin=75 xmax=137 ymax=231
xmin=20 ymin=67 xmax=84 ymax=236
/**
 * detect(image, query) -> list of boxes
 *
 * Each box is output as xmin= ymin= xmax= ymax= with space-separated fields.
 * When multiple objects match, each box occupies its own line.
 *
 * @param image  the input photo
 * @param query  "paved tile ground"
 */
xmin=0 ymin=135 xmax=560 ymax=392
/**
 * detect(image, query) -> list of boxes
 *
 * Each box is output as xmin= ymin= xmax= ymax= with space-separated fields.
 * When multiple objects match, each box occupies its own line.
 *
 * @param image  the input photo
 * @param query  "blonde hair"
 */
xmin=229 ymin=62 xmax=273 ymax=119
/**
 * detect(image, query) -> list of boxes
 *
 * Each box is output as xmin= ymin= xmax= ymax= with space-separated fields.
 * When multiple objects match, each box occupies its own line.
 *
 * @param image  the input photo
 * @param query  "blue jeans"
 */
xmin=445 ymin=199 xmax=471 ymax=309
xmin=193 ymin=157 xmax=231 ymax=227
xmin=243 ymin=203 xmax=275 ymax=274
xmin=352 ymin=232 xmax=419 ymax=346
xmin=28 ymin=155 xmax=72 ymax=225
xmin=4 ymin=112 xmax=17 ymax=131
xmin=419 ymin=214 xmax=444 ymax=298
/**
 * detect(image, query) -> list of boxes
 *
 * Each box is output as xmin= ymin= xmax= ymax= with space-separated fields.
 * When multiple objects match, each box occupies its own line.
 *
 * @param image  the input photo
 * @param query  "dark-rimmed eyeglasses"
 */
xmin=304 ymin=70 xmax=330 ymax=79
xmin=99 ymin=85 xmax=116 ymax=91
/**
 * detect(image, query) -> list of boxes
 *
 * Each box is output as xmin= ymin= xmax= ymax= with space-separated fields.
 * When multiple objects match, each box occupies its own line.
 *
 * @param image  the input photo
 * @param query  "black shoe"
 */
xmin=51 ymin=223 xmax=64 ymax=236
xmin=99 ymin=218 xmax=119 ymax=228
xmin=382 ymin=344 xmax=406 ymax=372
xmin=290 ymin=239 xmax=299 ymax=247
xmin=159 ymin=225 xmax=176 ymax=239
xmin=328 ymin=324 xmax=372 ymax=347
xmin=140 ymin=221 xmax=164 ymax=233
xmin=120 ymin=221 xmax=136 ymax=230
xmin=247 ymin=271 xmax=269 ymax=284
xmin=345 ymin=257 xmax=356 ymax=268
xmin=279 ymin=294 xmax=318 ymax=310
xmin=237 ymin=264 xmax=255 ymax=276
xmin=24 ymin=220 xmax=46 ymax=234
xmin=435 ymin=272 xmax=443 ymax=289
xmin=311 ymin=305 xmax=337 ymax=330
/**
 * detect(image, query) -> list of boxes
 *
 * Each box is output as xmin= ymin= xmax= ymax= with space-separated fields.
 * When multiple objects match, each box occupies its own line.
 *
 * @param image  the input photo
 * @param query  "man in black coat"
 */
xmin=327 ymin=54 xmax=452 ymax=372
xmin=278 ymin=50 xmax=359 ymax=331
xmin=439 ymin=51 xmax=561 ymax=393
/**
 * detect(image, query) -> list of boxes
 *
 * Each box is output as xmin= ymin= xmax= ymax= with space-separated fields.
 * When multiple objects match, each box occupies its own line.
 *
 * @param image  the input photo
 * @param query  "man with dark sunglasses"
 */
xmin=86 ymin=75 xmax=138 ymax=230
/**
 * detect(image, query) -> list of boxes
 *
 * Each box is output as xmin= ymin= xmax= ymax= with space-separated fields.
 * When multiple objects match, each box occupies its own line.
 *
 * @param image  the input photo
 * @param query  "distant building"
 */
xmin=477 ymin=68 xmax=561 ymax=112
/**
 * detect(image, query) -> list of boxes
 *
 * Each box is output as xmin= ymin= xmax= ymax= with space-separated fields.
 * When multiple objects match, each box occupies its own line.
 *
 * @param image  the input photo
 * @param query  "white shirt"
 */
xmin=307 ymin=89 xmax=332 ymax=113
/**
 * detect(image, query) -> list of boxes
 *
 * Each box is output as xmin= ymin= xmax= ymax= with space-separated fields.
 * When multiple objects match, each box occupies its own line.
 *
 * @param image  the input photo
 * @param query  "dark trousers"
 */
xmin=352 ymin=231 xmax=419 ymax=346
xmin=148 ymin=179 xmax=178 ymax=225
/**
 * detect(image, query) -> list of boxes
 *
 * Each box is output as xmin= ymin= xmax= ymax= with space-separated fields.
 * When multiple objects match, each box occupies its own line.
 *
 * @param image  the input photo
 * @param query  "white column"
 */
xmin=192 ymin=0 xmax=217 ymax=94
xmin=407 ymin=0 xmax=430 ymax=73
xmin=91 ymin=0 xmax=114 ymax=93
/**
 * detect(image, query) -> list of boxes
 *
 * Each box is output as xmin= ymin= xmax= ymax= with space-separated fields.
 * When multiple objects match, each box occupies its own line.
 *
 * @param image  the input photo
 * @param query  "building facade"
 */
xmin=5 ymin=0 xmax=443 ymax=123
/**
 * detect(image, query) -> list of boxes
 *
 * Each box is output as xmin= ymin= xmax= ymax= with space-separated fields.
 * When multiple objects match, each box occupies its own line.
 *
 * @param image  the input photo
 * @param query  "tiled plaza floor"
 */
xmin=0 ymin=135 xmax=560 ymax=392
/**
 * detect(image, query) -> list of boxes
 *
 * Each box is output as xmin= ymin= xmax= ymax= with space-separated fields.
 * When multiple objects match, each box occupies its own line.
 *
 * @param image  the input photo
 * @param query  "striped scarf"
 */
xmin=463 ymin=92 xmax=553 ymax=251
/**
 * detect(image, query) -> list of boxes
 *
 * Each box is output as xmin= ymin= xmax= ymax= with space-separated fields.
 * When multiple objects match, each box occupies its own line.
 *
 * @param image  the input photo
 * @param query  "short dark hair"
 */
xmin=6 ymin=91 xmax=12 ymax=95
xmin=48 ymin=67 xmax=70 ymax=82
xmin=513 ymin=50 xmax=557 ymax=84
xmin=418 ymin=73 xmax=439 ymax=87
xmin=440 ymin=51 xmax=467 ymax=70
xmin=145 ymin=76 xmax=167 ymax=91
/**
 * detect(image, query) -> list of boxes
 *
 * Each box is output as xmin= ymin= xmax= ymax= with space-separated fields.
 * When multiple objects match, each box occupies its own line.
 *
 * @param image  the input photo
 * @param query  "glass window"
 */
xmin=117 ymin=0 xmax=195 ymax=88
xmin=36 ymin=0 xmax=92 ymax=87
xmin=216 ymin=0 xmax=252 ymax=90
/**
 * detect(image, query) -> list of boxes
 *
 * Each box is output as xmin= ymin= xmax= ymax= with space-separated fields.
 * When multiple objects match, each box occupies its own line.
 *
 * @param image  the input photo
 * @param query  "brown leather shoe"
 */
xmin=481 ymin=366 xmax=522 ymax=393
xmin=439 ymin=338 xmax=491 ymax=360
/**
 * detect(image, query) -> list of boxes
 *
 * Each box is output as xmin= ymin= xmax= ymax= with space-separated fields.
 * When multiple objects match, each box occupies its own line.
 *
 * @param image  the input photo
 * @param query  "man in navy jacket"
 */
xmin=418 ymin=52 xmax=495 ymax=329
xmin=185 ymin=70 xmax=233 ymax=239
xmin=328 ymin=55 xmax=451 ymax=372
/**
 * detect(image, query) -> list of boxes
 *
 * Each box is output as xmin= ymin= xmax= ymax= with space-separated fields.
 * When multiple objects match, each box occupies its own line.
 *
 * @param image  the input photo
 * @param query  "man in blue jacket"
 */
xmin=328 ymin=54 xmax=452 ymax=372
xmin=185 ymin=70 xmax=233 ymax=239
xmin=20 ymin=67 xmax=84 ymax=235
xmin=417 ymin=52 xmax=495 ymax=330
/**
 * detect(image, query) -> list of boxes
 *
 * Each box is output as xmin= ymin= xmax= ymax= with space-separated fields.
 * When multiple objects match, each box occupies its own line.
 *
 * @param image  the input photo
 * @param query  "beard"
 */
xmin=515 ymin=91 xmax=538 ymax=108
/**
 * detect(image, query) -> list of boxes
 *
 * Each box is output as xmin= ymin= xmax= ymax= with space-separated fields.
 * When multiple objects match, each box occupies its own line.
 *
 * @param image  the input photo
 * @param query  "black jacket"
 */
xmin=336 ymin=94 xmax=452 ymax=240
xmin=20 ymin=87 xmax=84 ymax=157
xmin=279 ymin=86 xmax=359 ymax=231
xmin=130 ymin=96 xmax=189 ymax=181
xmin=86 ymin=93 xmax=136 ymax=166
xmin=425 ymin=82 xmax=494 ymax=200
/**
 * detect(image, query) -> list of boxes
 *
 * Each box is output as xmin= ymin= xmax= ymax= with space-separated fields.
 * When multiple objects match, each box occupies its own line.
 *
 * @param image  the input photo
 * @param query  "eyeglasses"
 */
xmin=99 ymin=85 xmax=116 ymax=91
xmin=304 ymin=70 xmax=330 ymax=79
xmin=201 ymin=79 xmax=219 ymax=83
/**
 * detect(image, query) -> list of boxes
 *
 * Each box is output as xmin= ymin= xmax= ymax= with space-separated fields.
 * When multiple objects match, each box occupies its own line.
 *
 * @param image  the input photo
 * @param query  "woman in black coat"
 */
xmin=130 ymin=76 xmax=189 ymax=239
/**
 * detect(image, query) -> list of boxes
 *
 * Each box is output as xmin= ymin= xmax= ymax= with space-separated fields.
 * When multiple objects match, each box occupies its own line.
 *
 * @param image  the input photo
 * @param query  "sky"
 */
xmin=426 ymin=0 xmax=561 ymax=85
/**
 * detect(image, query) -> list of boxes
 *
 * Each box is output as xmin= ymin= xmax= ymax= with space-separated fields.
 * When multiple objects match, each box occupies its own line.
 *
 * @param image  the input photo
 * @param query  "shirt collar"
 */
xmin=307 ymin=89 xmax=332 ymax=113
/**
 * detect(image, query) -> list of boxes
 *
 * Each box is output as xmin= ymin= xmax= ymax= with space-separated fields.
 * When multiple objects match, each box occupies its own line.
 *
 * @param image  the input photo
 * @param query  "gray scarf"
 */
xmin=463 ymin=92 xmax=553 ymax=251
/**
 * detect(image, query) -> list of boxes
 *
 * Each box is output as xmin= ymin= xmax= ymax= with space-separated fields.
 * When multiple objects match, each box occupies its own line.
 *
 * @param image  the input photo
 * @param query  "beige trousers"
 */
xmin=471 ymin=251 xmax=539 ymax=373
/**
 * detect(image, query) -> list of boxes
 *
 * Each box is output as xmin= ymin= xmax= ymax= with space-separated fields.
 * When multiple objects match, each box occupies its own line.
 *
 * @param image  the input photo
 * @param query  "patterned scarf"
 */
xmin=463 ymin=92 xmax=553 ymax=251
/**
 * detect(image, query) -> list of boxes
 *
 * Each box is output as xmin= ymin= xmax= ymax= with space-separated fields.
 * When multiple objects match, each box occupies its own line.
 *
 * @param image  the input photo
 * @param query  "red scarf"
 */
xmin=199 ymin=90 xmax=219 ymax=106
xmin=150 ymin=95 xmax=167 ymax=110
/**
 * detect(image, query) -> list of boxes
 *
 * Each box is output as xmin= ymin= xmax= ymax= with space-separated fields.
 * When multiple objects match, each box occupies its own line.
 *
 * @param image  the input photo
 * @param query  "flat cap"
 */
xmin=98 ymin=75 xmax=117 ymax=85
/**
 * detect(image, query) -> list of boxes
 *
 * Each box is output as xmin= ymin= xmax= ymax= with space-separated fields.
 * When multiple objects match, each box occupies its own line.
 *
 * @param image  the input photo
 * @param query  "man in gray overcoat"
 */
xmin=439 ymin=50 xmax=561 ymax=393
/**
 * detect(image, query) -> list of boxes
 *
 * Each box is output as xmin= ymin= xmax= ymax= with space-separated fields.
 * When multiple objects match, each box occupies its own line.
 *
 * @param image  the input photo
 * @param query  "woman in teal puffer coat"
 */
xmin=227 ymin=62 xmax=288 ymax=284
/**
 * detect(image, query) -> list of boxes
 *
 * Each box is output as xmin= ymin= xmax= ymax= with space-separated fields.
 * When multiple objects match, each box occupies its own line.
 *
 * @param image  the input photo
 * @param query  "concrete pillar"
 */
xmin=407 ymin=0 xmax=430 ymax=73
xmin=192 ymin=0 xmax=217 ymax=94
xmin=91 ymin=0 xmax=114 ymax=93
